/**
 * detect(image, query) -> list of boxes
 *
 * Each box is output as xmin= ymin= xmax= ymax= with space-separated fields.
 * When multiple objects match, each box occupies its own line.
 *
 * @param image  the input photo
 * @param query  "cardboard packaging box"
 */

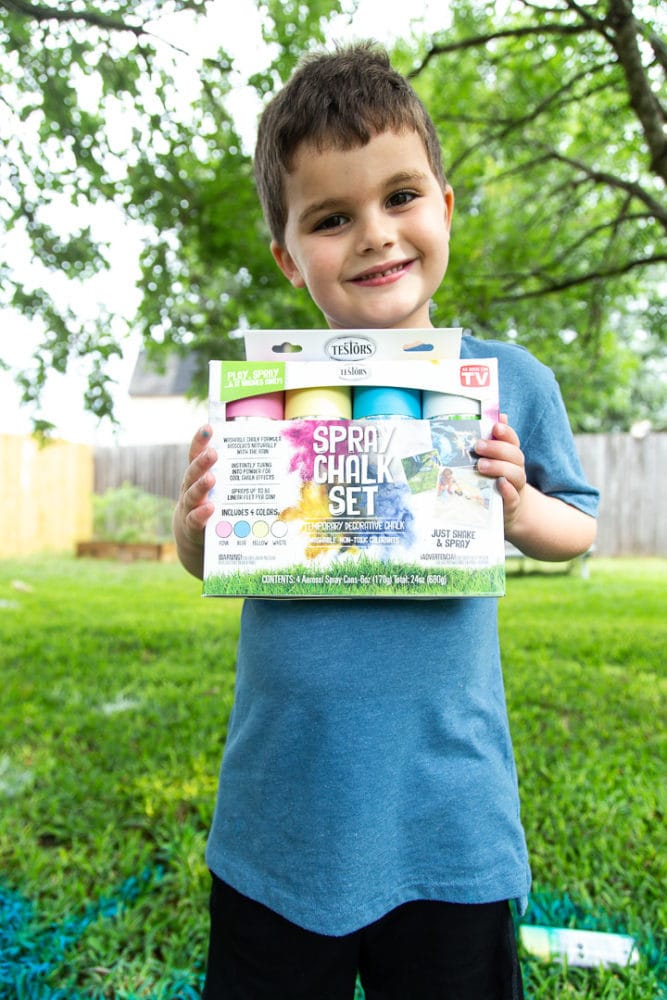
xmin=203 ymin=329 xmax=505 ymax=598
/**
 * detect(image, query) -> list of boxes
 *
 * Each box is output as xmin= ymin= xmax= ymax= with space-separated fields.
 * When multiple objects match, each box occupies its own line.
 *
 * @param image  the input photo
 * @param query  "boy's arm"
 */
xmin=173 ymin=425 xmax=217 ymax=580
xmin=475 ymin=418 xmax=597 ymax=562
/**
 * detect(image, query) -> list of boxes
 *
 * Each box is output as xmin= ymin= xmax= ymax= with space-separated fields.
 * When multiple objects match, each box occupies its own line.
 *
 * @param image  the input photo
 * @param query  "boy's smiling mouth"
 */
xmin=349 ymin=259 xmax=415 ymax=286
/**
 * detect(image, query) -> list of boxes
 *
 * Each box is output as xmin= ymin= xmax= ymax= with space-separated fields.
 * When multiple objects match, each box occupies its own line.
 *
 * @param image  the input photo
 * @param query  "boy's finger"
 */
xmin=474 ymin=437 xmax=522 ymax=464
xmin=180 ymin=446 xmax=217 ymax=497
xmin=478 ymin=458 xmax=526 ymax=492
xmin=491 ymin=420 xmax=520 ymax=446
xmin=187 ymin=498 xmax=215 ymax=532
xmin=188 ymin=424 xmax=213 ymax=462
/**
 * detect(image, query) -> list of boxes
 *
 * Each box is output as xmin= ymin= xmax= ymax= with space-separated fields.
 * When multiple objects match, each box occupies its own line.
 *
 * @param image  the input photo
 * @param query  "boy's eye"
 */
xmin=387 ymin=190 xmax=417 ymax=208
xmin=314 ymin=214 xmax=348 ymax=231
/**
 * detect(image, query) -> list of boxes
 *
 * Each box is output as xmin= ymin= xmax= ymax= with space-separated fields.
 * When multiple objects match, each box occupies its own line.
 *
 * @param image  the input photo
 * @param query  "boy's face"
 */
xmin=271 ymin=129 xmax=454 ymax=330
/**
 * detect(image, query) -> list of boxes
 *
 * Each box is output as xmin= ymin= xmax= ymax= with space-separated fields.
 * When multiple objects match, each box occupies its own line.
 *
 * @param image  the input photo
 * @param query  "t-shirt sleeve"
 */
xmin=461 ymin=335 xmax=599 ymax=518
xmin=519 ymin=376 xmax=599 ymax=517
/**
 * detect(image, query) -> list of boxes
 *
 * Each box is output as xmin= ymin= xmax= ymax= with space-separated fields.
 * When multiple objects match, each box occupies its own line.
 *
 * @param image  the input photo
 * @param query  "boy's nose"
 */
xmin=357 ymin=212 xmax=395 ymax=254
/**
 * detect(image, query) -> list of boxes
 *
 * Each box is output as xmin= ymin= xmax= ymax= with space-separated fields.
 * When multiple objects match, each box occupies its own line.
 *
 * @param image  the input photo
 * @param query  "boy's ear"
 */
xmin=271 ymin=241 xmax=305 ymax=288
xmin=444 ymin=185 xmax=454 ymax=232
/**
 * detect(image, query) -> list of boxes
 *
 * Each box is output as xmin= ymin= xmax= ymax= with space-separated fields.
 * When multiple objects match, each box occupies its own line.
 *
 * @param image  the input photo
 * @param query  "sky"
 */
xmin=1 ymin=0 xmax=446 ymax=444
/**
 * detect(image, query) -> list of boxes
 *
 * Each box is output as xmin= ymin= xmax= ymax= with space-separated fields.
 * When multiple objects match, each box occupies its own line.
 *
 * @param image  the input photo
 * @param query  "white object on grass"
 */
xmin=519 ymin=925 xmax=639 ymax=969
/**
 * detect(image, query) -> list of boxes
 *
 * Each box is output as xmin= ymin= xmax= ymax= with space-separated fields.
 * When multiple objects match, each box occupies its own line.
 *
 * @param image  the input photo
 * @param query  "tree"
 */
xmin=1 ymin=0 xmax=347 ymax=433
xmin=127 ymin=0 xmax=666 ymax=430
xmin=2 ymin=0 xmax=665 ymax=432
xmin=396 ymin=0 xmax=666 ymax=429
xmin=0 ymin=0 xmax=211 ymax=434
xmin=127 ymin=0 xmax=341 ymax=394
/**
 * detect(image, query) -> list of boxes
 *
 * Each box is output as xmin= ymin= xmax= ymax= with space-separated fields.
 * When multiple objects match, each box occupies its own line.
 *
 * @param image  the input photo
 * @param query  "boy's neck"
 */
xmin=328 ymin=323 xmax=435 ymax=332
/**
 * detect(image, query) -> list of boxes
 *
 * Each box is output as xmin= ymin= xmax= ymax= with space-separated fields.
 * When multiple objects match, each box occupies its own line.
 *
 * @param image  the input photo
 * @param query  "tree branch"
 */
xmin=1 ymin=0 xmax=145 ymax=35
xmin=538 ymin=147 xmax=667 ymax=226
xmin=497 ymin=209 xmax=656 ymax=299
xmin=409 ymin=0 xmax=667 ymax=187
xmin=439 ymin=62 xmax=616 ymax=175
xmin=562 ymin=0 xmax=609 ymax=36
xmin=0 ymin=0 xmax=193 ymax=54
xmin=407 ymin=22 xmax=589 ymax=78
xmin=495 ymin=253 xmax=667 ymax=302
xmin=605 ymin=0 xmax=667 ymax=181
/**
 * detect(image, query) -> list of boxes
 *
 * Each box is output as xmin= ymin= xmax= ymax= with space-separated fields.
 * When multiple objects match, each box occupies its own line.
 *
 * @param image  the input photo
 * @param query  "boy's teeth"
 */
xmin=368 ymin=264 xmax=400 ymax=278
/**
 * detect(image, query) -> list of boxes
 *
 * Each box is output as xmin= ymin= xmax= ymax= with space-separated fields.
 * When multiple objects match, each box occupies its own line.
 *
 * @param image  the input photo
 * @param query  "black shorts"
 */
xmin=202 ymin=874 xmax=524 ymax=1000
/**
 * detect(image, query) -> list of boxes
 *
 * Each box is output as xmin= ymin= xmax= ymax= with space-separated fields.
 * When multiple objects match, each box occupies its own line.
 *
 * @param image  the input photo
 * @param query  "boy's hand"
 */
xmin=474 ymin=415 xmax=526 ymax=534
xmin=173 ymin=424 xmax=217 ymax=578
xmin=474 ymin=414 xmax=597 ymax=560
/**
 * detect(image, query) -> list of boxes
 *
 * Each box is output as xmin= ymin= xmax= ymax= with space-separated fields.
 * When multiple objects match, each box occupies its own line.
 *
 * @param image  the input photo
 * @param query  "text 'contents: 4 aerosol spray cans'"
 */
xmin=203 ymin=329 xmax=506 ymax=599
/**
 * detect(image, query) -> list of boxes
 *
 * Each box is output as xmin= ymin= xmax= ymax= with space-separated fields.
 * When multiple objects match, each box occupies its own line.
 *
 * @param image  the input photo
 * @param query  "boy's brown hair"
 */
xmin=254 ymin=42 xmax=447 ymax=246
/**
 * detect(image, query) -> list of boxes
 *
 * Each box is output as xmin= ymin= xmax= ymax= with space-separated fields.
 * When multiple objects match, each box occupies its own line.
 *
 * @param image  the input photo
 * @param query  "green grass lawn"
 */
xmin=0 ymin=555 xmax=665 ymax=998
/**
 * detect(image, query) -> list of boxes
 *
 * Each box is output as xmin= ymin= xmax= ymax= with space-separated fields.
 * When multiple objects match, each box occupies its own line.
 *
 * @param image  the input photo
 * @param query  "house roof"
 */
xmin=129 ymin=351 xmax=199 ymax=397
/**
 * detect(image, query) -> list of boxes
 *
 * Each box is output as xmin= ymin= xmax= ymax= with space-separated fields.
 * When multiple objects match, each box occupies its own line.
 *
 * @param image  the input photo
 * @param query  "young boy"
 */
xmin=174 ymin=43 xmax=598 ymax=1000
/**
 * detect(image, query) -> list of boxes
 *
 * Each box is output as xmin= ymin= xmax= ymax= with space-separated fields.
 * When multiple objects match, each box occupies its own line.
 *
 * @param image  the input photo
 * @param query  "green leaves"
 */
xmin=1 ymin=0 xmax=664 ymax=433
xmin=0 ymin=0 xmax=217 ymax=429
xmin=410 ymin=0 xmax=666 ymax=429
xmin=250 ymin=0 xmax=344 ymax=89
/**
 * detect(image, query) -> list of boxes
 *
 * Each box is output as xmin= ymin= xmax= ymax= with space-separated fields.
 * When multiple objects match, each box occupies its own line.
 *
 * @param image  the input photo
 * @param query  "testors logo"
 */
xmin=325 ymin=335 xmax=376 ymax=360
xmin=460 ymin=364 xmax=490 ymax=388
xmin=338 ymin=365 xmax=369 ymax=381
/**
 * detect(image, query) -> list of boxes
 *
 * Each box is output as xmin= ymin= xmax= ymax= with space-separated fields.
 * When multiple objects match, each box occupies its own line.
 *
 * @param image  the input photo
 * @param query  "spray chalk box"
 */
xmin=203 ymin=329 xmax=506 ymax=598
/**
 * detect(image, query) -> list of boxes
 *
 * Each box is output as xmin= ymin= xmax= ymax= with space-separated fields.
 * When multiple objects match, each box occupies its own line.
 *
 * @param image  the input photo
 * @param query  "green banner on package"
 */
xmin=218 ymin=362 xmax=286 ymax=403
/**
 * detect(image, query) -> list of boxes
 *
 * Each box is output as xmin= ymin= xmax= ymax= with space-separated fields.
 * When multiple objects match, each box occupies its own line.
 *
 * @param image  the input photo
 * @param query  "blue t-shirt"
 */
xmin=206 ymin=336 xmax=599 ymax=935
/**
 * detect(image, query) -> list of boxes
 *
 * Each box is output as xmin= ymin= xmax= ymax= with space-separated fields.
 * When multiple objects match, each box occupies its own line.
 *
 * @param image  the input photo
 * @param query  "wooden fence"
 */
xmin=0 ymin=434 xmax=93 ymax=557
xmin=575 ymin=432 xmax=666 ymax=557
xmin=91 ymin=433 xmax=666 ymax=559
xmin=93 ymin=442 xmax=189 ymax=503
xmin=1 ymin=433 xmax=662 ymax=559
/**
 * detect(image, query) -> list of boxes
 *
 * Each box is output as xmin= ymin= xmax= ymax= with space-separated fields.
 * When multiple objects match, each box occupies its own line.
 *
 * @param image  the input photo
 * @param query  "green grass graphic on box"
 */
xmin=203 ymin=558 xmax=505 ymax=598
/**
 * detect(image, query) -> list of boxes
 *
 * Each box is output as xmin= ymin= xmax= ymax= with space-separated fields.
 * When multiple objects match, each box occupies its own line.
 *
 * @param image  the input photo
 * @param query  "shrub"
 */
xmin=92 ymin=483 xmax=174 ymax=543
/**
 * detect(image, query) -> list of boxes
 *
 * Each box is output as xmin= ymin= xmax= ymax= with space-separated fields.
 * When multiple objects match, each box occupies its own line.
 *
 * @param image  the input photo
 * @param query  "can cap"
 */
xmin=284 ymin=386 xmax=352 ymax=419
xmin=353 ymin=386 xmax=421 ymax=419
xmin=226 ymin=391 xmax=284 ymax=420
xmin=422 ymin=392 xmax=481 ymax=419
